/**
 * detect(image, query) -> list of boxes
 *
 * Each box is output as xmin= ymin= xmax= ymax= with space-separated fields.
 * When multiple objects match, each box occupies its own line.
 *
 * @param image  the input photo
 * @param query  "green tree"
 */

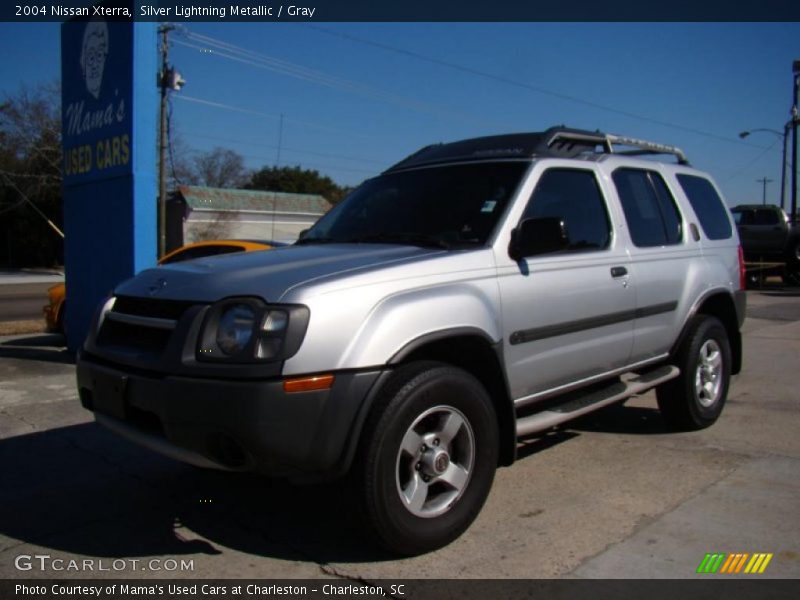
xmin=0 ymin=82 xmax=63 ymax=267
xmin=245 ymin=165 xmax=351 ymax=205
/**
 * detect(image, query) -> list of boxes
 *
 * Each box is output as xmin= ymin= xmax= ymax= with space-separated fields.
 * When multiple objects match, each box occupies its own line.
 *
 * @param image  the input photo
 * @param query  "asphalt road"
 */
xmin=0 ymin=289 xmax=798 ymax=583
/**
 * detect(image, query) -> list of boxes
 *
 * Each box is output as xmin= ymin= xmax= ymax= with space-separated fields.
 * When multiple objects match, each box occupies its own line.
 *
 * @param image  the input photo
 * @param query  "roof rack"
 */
xmin=543 ymin=128 xmax=690 ymax=165
xmin=384 ymin=126 xmax=690 ymax=173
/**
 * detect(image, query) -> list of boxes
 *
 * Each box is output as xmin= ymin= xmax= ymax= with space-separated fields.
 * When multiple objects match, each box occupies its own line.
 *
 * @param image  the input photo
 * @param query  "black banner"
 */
xmin=3 ymin=579 xmax=800 ymax=600
xmin=3 ymin=0 xmax=800 ymax=22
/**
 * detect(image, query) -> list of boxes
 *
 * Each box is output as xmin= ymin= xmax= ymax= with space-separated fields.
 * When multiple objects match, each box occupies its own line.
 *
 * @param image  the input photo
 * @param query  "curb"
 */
xmin=0 ymin=319 xmax=47 ymax=336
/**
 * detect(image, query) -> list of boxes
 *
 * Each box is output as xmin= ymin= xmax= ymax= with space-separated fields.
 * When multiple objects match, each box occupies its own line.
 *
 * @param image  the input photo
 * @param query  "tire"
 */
xmin=788 ymin=239 xmax=800 ymax=265
xmin=783 ymin=268 xmax=800 ymax=287
xmin=745 ymin=271 xmax=764 ymax=289
xmin=356 ymin=361 xmax=498 ymax=556
xmin=656 ymin=315 xmax=732 ymax=431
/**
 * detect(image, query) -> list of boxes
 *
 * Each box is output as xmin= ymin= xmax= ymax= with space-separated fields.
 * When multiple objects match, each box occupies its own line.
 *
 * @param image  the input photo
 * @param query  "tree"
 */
xmin=0 ymin=82 xmax=63 ymax=267
xmin=246 ymin=165 xmax=351 ymax=204
xmin=190 ymin=146 xmax=248 ymax=189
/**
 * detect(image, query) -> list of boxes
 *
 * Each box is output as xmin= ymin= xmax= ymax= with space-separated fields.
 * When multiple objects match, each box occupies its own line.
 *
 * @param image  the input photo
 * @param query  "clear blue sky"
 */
xmin=1 ymin=21 xmax=798 ymax=207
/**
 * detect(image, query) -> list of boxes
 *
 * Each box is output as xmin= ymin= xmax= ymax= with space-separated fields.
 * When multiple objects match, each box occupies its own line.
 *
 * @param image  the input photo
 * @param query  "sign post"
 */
xmin=61 ymin=18 xmax=157 ymax=351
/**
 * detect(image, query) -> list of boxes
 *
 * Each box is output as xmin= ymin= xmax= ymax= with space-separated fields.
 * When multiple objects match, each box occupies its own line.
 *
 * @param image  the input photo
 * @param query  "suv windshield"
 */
xmin=300 ymin=162 xmax=528 ymax=248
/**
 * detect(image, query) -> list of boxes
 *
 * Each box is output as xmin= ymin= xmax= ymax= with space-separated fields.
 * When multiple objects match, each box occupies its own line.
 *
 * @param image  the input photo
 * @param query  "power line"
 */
xmin=305 ymin=24 xmax=774 ymax=149
xmin=233 ymin=152 xmax=376 ymax=176
xmin=0 ymin=169 xmax=61 ymax=182
xmin=0 ymin=171 xmax=64 ymax=238
xmin=174 ymin=94 xmax=375 ymax=139
xmin=182 ymin=132 xmax=386 ymax=165
xmin=174 ymin=31 xmax=492 ymax=126
xmin=724 ymin=137 xmax=781 ymax=181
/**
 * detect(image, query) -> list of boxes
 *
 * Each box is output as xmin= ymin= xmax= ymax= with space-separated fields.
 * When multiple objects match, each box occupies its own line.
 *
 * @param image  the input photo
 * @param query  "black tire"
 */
xmin=787 ymin=239 xmax=800 ymax=265
xmin=783 ymin=268 xmax=800 ymax=287
xmin=657 ymin=315 xmax=732 ymax=431
xmin=745 ymin=271 xmax=764 ymax=289
xmin=356 ymin=361 xmax=498 ymax=556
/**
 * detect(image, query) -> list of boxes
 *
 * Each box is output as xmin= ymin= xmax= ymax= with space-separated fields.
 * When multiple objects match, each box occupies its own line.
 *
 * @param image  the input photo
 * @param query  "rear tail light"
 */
xmin=738 ymin=245 xmax=747 ymax=290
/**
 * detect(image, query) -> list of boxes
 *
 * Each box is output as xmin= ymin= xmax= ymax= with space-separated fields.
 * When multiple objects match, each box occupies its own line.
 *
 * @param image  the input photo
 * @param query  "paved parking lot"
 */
xmin=0 ymin=289 xmax=798 ymax=580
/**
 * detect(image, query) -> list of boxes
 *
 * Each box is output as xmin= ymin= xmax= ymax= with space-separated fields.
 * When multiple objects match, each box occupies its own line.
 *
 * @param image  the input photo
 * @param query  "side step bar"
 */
xmin=515 ymin=365 xmax=679 ymax=438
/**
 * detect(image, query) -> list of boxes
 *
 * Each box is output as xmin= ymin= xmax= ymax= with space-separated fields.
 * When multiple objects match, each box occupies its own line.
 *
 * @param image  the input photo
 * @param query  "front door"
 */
xmin=496 ymin=166 xmax=635 ymax=402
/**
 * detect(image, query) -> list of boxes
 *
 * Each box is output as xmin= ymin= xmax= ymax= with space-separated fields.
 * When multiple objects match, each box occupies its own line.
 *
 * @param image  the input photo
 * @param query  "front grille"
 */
xmin=94 ymin=296 xmax=203 ymax=359
xmin=96 ymin=318 xmax=172 ymax=355
xmin=113 ymin=295 xmax=196 ymax=320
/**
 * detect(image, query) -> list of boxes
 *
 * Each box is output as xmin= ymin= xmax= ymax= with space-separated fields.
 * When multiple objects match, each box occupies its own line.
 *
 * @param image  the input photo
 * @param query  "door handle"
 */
xmin=610 ymin=266 xmax=628 ymax=278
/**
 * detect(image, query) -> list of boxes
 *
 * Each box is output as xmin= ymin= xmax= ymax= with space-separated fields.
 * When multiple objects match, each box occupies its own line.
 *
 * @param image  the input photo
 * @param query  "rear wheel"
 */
xmin=356 ymin=362 xmax=498 ymax=555
xmin=657 ymin=315 xmax=731 ymax=430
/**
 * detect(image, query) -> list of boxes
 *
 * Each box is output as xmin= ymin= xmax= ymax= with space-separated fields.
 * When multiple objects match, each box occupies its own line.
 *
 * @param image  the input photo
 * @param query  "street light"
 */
xmin=739 ymin=126 xmax=790 ymax=209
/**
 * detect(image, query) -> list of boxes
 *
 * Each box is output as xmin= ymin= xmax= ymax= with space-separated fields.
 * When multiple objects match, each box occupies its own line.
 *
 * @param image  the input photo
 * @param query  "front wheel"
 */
xmin=657 ymin=315 xmax=732 ymax=430
xmin=356 ymin=362 xmax=498 ymax=555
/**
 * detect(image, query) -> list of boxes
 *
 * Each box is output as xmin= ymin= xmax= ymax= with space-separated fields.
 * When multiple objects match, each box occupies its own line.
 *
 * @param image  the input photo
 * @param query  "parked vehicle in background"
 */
xmin=730 ymin=204 xmax=800 ymax=285
xmin=76 ymin=127 xmax=745 ymax=555
xmin=44 ymin=239 xmax=274 ymax=333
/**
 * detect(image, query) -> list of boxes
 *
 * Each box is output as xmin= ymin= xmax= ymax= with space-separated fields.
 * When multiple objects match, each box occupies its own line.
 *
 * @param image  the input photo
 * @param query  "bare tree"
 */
xmin=191 ymin=147 xmax=248 ymax=188
xmin=0 ymin=82 xmax=63 ymax=266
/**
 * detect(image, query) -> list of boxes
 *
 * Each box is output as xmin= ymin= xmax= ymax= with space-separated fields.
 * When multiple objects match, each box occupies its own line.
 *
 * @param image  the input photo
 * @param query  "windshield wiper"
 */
xmin=347 ymin=232 xmax=451 ymax=249
xmin=294 ymin=236 xmax=339 ymax=245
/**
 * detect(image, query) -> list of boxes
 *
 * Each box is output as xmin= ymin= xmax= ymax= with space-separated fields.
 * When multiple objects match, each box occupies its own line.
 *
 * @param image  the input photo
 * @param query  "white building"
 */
xmin=166 ymin=185 xmax=332 ymax=250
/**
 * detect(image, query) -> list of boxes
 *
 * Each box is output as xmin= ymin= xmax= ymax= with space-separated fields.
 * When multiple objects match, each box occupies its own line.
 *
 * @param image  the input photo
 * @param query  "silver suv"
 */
xmin=77 ymin=127 xmax=746 ymax=555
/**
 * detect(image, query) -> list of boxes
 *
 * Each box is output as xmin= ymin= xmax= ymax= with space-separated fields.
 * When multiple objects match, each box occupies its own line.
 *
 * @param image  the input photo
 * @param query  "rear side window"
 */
xmin=522 ymin=168 xmax=611 ymax=252
xmin=750 ymin=209 xmax=780 ymax=225
xmin=612 ymin=169 xmax=683 ymax=247
xmin=676 ymin=174 xmax=733 ymax=240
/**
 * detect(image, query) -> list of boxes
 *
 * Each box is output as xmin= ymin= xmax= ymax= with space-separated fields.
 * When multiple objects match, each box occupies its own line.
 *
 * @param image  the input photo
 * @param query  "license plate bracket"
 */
xmin=91 ymin=371 xmax=128 ymax=420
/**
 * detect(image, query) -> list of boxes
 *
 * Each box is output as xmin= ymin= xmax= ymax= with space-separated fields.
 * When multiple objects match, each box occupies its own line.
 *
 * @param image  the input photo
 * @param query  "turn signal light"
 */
xmin=283 ymin=374 xmax=335 ymax=393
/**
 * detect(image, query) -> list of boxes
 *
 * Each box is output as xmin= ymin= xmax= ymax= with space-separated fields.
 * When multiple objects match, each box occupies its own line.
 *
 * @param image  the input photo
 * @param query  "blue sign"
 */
xmin=61 ymin=18 xmax=157 ymax=351
xmin=61 ymin=19 xmax=134 ymax=185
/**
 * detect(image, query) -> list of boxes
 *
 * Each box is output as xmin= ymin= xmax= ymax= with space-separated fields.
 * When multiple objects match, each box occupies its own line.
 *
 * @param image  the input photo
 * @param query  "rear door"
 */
xmin=607 ymin=166 xmax=692 ymax=362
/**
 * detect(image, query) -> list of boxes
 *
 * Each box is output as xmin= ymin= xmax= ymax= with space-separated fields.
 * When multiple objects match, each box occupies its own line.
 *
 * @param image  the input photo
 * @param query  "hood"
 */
xmin=114 ymin=244 xmax=446 ymax=303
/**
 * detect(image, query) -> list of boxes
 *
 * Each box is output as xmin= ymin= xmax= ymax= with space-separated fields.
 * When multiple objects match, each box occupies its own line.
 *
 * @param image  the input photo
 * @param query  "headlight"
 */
xmin=196 ymin=298 xmax=309 ymax=363
xmin=216 ymin=304 xmax=256 ymax=355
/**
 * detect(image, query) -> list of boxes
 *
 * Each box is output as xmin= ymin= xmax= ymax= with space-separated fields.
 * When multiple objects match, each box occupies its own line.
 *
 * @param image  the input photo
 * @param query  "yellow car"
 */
xmin=44 ymin=239 xmax=274 ymax=333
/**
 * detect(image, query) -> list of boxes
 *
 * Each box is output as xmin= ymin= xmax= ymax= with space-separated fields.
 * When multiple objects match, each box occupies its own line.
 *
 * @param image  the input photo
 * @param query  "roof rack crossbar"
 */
xmin=606 ymin=134 xmax=689 ymax=165
xmin=541 ymin=128 xmax=690 ymax=165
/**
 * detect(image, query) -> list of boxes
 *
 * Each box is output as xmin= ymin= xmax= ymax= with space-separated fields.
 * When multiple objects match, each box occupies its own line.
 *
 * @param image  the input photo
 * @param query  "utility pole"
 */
xmin=157 ymin=25 xmax=187 ymax=257
xmin=791 ymin=60 xmax=800 ymax=223
xmin=157 ymin=25 xmax=174 ymax=258
xmin=276 ymin=113 xmax=284 ymax=166
xmin=781 ymin=121 xmax=790 ymax=212
xmin=757 ymin=177 xmax=773 ymax=205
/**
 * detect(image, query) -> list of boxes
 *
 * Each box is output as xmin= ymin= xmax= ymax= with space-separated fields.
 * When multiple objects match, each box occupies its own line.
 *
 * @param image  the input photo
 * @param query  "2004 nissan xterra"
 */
xmin=77 ymin=127 xmax=746 ymax=555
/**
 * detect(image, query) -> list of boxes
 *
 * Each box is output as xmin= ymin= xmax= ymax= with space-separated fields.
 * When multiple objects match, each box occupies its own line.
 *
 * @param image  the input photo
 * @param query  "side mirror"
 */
xmin=509 ymin=217 xmax=569 ymax=261
xmin=297 ymin=228 xmax=309 ymax=241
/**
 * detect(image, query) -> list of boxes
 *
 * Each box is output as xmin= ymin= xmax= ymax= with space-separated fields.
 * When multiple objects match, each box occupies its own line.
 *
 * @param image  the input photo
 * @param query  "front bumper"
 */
xmin=76 ymin=352 xmax=384 ymax=481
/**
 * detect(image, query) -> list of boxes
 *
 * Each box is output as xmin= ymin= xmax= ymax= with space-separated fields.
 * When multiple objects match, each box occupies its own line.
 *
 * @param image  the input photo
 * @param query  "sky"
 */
xmin=1 ymin=21 xmax=799 ymax=208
